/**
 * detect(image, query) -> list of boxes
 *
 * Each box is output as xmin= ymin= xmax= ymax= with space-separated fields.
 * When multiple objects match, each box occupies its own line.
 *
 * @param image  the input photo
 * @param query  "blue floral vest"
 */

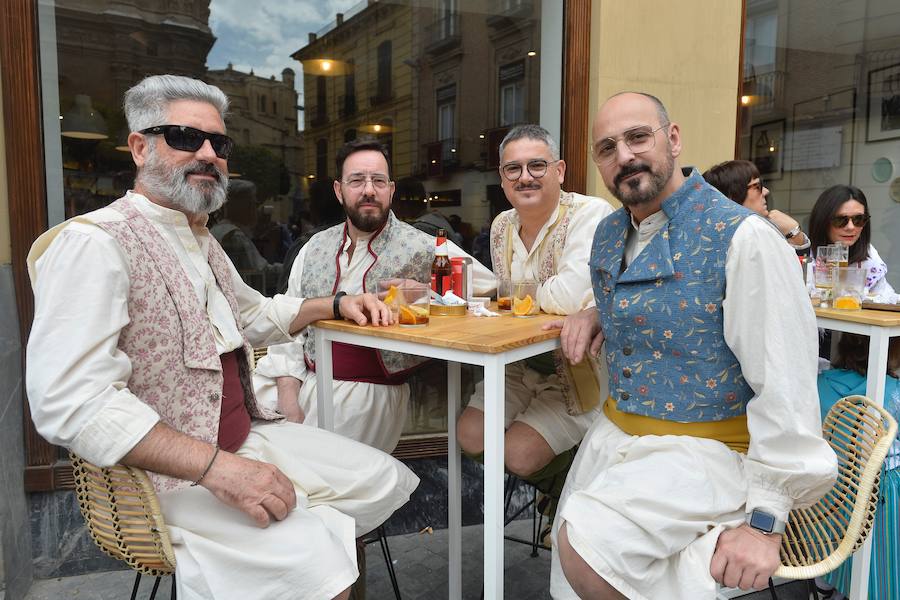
xmin=590 ymin=169 xmax=755 ymax=422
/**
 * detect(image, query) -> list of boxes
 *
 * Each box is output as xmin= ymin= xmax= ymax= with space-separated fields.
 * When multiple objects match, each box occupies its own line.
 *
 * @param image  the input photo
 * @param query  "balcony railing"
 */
xmin=425 ymin=13 xmax=461 ymax=54
xmin=486 ymin=0 xmax=533 ymax=27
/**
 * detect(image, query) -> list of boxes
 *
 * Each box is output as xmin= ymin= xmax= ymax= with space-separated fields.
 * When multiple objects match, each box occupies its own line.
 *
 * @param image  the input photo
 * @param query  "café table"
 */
xmin=313 ymin=309 xmax=563 ymax=599
xmin=814 ymin=306 xmax=900 ymax=600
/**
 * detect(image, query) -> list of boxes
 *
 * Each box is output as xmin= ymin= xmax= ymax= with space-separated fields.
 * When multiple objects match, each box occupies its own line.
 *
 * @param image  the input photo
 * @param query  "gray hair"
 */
xmin=498 ymin=124 xmax=560 ymax=162
xmin=123 ymin=74 xmax=229 ymax=132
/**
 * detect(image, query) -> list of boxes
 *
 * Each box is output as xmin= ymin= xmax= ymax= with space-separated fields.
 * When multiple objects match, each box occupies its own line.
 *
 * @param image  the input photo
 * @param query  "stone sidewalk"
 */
xmin=23 ymin=520 xmax=814 ymax=599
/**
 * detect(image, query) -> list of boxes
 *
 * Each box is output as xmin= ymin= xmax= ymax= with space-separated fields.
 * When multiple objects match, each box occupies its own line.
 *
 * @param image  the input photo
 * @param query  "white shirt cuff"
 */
xmin=69 ymin=391 xmax=160 ymax=466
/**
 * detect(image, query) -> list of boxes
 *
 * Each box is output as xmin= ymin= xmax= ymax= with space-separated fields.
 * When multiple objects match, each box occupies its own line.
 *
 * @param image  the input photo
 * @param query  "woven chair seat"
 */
xmin=775 ymin=394 xmax=897 ymax=580
xmin=71 ymin=453 xmax=176 ymax=577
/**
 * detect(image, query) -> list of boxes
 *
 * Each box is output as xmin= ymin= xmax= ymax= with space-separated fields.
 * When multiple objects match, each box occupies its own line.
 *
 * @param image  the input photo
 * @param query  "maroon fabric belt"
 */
xmin=218 ymin=349 xmax=252 ymax=452
xmin=306 ymin=341 xmax=416 ymax=386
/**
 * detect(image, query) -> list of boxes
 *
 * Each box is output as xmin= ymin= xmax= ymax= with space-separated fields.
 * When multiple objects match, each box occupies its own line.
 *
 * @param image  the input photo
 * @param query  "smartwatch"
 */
xmin=746 ymin=508 xmax=786 ymax=535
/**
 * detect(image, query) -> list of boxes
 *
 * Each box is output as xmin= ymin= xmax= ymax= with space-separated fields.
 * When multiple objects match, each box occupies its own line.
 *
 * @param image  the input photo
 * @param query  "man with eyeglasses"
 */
xmin=546 ymin=92 xmax=837 ymax=599
xmin=456 ymin=124 xmax=614 ymax=544
xmin=254 ymin=138 xmax=495 ymax=455
xmin=26 ymin=75 xmax=419 ymax=600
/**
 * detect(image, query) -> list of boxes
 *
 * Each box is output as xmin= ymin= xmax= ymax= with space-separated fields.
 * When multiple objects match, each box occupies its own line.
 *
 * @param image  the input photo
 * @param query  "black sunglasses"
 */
xmin=830 ymin=214 xmax=869 ymax=228
xmin=139 ymin=125 xmax=234 ymax=159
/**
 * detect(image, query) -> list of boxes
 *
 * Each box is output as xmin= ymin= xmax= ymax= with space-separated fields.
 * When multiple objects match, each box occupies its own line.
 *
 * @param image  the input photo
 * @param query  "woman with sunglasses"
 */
xmin=808 ymin=185 xmax=896 ymax=298
xmin=703 ymin=159 xmax=810 ymax=251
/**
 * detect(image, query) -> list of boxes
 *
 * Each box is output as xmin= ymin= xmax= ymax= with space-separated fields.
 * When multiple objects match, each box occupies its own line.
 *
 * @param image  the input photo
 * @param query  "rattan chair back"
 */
xmin=775 ymin=394 xmax=897 ymax=579
xmin=70 ymin=453 xmax=176 ymax=576
xmin=252 ymin=346 xmax=269 ymax=369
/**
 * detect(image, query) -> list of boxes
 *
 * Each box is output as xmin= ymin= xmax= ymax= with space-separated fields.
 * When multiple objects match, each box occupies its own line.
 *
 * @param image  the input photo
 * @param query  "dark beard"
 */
xmin=344 ymin=200 xmax=389 ymax=232
xmin=607 ymin=151 xmax=675 ymax=208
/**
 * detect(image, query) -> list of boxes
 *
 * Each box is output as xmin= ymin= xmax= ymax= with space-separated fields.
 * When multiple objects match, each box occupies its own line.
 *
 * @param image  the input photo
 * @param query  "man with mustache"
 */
xmin=26 ymin=75 xmax=419 ymax=600
xmin=456 ymin=124 xmax=614 ymax=545
xmin=254 ymin=138 xmax=494 ymax=454
xmin=545 ymin=92 xmax=838 ymax=599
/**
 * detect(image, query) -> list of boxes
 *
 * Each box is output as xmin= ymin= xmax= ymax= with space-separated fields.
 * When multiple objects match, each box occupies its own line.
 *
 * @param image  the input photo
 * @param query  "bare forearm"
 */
xmin=121 ymin=421 xmax=216 ymax=482
xmin=288 ymin=296 xmax=335 ymax=334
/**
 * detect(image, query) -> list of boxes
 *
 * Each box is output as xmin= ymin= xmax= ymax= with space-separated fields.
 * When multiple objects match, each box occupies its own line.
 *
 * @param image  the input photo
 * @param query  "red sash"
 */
xmin=218 ymin=350 xmax=252 ymax=452
xmin=306 ymin=342 xmax=421 ymax=385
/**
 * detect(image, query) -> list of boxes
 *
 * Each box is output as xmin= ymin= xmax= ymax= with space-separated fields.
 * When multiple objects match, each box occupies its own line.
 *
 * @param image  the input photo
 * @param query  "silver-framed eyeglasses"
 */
xmin=590 ymin=124 xmax=669 ymax=165
xmin=342 ymin=174 xmax=392 ymax=191
xmin=500 ymin=159 xmax=559 ymax=181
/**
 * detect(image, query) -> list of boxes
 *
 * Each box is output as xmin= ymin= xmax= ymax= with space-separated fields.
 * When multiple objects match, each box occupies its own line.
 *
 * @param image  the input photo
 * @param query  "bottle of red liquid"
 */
xmin=431 ymin=228 xmax=452 ymax=295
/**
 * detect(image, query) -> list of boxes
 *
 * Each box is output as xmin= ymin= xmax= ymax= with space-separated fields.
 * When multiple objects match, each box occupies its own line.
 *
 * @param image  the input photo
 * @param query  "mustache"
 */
xmin=515 ymin=182 xmax=541 ymax=191
xmin=183 ymin=161 xmax=225 ymax=183
xmin=614 ymin=163 xmax=650 ymax=187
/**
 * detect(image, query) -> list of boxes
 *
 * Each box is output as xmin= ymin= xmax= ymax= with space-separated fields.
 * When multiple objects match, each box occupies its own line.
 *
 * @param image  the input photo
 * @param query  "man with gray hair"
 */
xmin=456 ymin=124 xmax=614 ymax=543
xmin=26 ymin=74 xmax=418 ymax=600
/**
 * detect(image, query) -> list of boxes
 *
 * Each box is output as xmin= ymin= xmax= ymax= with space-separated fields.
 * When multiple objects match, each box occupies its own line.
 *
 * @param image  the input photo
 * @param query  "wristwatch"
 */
xmin=746 ymin=508 xmax=786 ymax=535
xmin=785 ymin=225 xmax=801 ymax=240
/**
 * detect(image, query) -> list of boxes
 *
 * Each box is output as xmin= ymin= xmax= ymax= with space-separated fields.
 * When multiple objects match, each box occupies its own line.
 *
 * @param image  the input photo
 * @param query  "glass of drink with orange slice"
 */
xmin=511 ymin=280 xmax=540 ymax=317
xmin=496 ymin=278 xmax=512 ymax=313
xmin=378 ymin=279 xmax=402 ymax=323
xmin=832 ymin=267 xmax=865 ymax=311
xmin=396 ymin=281 xmax=430 ymax=327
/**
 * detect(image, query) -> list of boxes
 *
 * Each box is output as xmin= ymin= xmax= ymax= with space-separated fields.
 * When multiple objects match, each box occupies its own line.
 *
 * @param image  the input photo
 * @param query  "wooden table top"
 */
xmin=814 ymin=306 xmax=900 ymax=327
xmin=315 ymin=308 xmax=563 ymax=354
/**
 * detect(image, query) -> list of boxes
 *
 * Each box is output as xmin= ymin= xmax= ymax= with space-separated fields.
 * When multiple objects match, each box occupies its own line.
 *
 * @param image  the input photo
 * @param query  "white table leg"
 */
xmin=314 ymin=327 xmax=335 ymax=431
xmin=447 ymin=361 xmax=462 ymax=599
xmin=483 ymin=355 xmax=505 ymax=599
xmin=848 ymin=327 xmax=891 ymax=600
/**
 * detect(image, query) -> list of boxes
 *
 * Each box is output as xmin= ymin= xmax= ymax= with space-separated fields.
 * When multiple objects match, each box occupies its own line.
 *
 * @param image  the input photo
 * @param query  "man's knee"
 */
xmin=456 ymin=407 xmax=484 ymax=455
xmin=503 ymin=424 xmax=556 ymax=478
xmin=558 ymin=523 xmax=626 ymax=600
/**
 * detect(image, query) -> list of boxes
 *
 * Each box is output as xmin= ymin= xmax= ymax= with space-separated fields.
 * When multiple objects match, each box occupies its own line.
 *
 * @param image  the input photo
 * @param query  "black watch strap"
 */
xmin=333 ymin=291 xmax=347 ymax=320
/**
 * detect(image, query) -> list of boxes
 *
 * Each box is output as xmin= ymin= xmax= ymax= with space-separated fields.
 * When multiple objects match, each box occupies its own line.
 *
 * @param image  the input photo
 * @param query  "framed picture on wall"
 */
xmin=866 ymin=63 xmax=900 ymax=142
xmin=750 ymin=119 xmax=785 ymax=179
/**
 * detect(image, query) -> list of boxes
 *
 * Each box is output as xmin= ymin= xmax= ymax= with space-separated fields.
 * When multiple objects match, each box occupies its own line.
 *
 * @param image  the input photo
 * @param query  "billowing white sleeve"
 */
xmin=253 ymin=245 xmax=310 ymax=380
xmin=447 ymin=241 xmax=497 ymax=296
xmin=226 ymin=256 xmax=303 ymax=348
xmin=26 ymin=226 xmax=160 ymax=466
xmin=538 ymin=199 xmax=614 ymax=315
xmin=723 ymin=217 xmax=838 ymax=521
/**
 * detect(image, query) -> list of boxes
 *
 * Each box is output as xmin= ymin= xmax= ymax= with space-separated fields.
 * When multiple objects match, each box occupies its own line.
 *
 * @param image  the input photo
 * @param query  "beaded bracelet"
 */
xmin=191 ymin=446 xmax=220 ymax=487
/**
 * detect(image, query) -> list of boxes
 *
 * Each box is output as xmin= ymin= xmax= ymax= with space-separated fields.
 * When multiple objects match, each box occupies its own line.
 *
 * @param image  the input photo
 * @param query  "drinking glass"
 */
xmin=397 ymin=281 xmax=430 ymax=327
xmin=832 ymin=243 xmax=849 ymax=267
xmin=814 ymin=246 xmax=836 ymax=291
xmin=497 ymin=278 xmax=512 ymax=313
xmin=833 ymin=267 xmax=865 ymax=310
xmin=511 ymin=280 xmax=540 ymax=317
xmin=377 ymin=279 xmax=403 ymax=323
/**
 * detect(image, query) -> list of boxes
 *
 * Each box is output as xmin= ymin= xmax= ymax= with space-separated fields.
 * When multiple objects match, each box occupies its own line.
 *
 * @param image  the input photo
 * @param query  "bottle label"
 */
xmin=431 ymin=273 xmax=452 ymax=294
xmin=435 ymin=241 xmax=448 ymax=256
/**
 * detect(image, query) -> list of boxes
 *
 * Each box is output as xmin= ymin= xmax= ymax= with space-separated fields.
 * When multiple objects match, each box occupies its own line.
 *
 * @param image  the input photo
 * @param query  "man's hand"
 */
xmin=201 ymin=450 xmax=298 ymax=528
xmin=766 ymin=210 xmax=799 ymax=237
xmin=710 ymin=524 xmax=782 ymax=590
xmin=542 ymin=307 xmax=604 ymax=364
xmin=339 ymin=292 xmax=393 ymax=326
xmin=275 ymin=376 xmax=304 ymax=423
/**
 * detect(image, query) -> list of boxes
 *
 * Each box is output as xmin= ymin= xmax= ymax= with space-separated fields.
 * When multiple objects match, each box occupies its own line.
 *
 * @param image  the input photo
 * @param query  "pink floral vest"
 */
xmin=99 ymin=197 xmax=281 ymax=493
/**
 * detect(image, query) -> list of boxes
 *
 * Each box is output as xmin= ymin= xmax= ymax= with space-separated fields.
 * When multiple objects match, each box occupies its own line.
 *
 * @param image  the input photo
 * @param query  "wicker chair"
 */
xmin=752 ymin=394 xmax=897 ymax=599
xmin=70 ymin=453 xmax=176 ymax=600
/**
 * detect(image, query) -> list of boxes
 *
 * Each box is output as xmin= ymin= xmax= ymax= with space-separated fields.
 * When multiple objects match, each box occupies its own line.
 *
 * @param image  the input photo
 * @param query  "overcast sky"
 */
xmin=207 ymin=0 xmax=361 ymax=102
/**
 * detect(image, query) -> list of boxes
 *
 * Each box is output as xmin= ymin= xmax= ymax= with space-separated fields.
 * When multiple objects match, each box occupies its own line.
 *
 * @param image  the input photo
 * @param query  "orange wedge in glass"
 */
xmin=384 ymin=285 xmax=398 ymax=305
xmin=833 ymin=296 xmax=861 ymax=310
xmin=513 ymin=294 xmax=534 ymax=316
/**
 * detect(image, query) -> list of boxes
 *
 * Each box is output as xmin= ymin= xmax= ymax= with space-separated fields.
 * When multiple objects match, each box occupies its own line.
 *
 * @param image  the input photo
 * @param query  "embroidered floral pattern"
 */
xmin=589 ymin=170 xmax=754 ymax=423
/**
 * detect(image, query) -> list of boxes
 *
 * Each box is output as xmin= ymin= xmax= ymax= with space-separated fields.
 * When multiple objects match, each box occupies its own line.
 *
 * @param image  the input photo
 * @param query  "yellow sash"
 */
xmin=604 ymin=397 xmax=750 ymax=453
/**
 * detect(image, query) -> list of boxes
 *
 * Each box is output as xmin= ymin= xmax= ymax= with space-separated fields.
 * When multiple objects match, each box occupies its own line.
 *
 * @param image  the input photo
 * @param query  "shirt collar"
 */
xmin=126 ymin=190 xmax=210 ymax=228
xmin=629 ymin=209 xmax=668 ymax=242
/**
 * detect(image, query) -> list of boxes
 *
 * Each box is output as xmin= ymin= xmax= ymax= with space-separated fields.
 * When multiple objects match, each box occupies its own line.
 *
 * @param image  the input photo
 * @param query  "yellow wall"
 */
xmin=0 ymin=64 xmax=10 ymax=265
xmin=585 ymin=0 xmax=743 ymax=201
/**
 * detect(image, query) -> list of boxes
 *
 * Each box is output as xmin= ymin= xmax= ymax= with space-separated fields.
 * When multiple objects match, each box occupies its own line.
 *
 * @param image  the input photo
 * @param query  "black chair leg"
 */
xmin=148 ymin=575 xmax=162 ymax=600
xmin=171 ymin=574 xmax=177 ymax=600
xmin=377 ymin=526 xmax=402 ymax=600
xmin=767 ymin=577 xmax=780 ymax=600
xmin=130 ymin=572 xmax=142 ymax=600
xmin=530 ymin=486 xmax=540 ymax=558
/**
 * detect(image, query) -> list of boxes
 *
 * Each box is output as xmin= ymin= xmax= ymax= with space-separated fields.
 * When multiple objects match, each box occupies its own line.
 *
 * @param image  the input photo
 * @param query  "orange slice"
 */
xmin=409 ymin=305 xmax=430 ymax=317
xmin=383 ymin=285 xmax=398 ymax=306
xmin=513 ymin=294 xmax=534 ymax=316
xmin=833 ymin=296 xmax=861 ymax=310
xmin=399 ymin=305 xmax=416 ymax=323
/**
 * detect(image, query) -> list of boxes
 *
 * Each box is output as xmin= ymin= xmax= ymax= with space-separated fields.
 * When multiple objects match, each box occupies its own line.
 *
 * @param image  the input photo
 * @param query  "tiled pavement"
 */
xmin=23 ymin=520 xmax=814 ymax=599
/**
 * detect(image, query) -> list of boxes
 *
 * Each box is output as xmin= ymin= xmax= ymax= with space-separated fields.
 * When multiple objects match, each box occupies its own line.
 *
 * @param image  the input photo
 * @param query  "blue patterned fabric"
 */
xmin=590 ymin=169 xmax=755 ymax=422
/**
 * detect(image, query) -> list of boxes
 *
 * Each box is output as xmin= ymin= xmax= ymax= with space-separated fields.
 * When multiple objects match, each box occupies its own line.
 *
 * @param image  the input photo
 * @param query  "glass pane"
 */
xmin=40 ymin=0 xmax=559 ymax=438
xmin=738 ymin=0 xmax=900 ymax=293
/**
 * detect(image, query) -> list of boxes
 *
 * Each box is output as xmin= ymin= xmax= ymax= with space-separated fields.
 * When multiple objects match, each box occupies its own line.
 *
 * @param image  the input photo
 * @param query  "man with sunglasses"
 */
xmin=254 ymin=137 xmax=495 ymax=456
xmin=546 ymin=92 xmax=837 ymax=599
xmin=456 ymin=124 xmax=614 ymax=544
xmin=26 ymin=75 xmax=419 ymax=600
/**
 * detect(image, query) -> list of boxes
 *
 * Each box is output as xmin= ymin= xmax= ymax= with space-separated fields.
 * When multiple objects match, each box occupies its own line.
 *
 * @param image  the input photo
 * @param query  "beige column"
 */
xmin=585 ymin=1 xmax=743 ymax=201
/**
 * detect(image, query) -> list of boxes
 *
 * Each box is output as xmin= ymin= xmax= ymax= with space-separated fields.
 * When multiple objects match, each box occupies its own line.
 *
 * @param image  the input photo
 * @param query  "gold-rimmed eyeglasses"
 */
xmin=590 ymin=124 xmax=669 ymax=166
xmin=341 ymin=175 xmax=392 ymax=191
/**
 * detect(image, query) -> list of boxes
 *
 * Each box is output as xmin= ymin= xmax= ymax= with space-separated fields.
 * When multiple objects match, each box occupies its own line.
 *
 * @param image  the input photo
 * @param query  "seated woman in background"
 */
xmin=817 ymin=333 xmax=899 ymax=599
xmin=808 ymin=184 xmax=896 ymax=298
xmin=703 ymin=159 xmax=810 ymax=250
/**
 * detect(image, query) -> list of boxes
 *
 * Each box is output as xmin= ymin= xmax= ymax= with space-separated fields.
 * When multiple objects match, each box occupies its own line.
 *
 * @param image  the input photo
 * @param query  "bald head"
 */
xmin=590 ymin=92 xmax=684 ymax=218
